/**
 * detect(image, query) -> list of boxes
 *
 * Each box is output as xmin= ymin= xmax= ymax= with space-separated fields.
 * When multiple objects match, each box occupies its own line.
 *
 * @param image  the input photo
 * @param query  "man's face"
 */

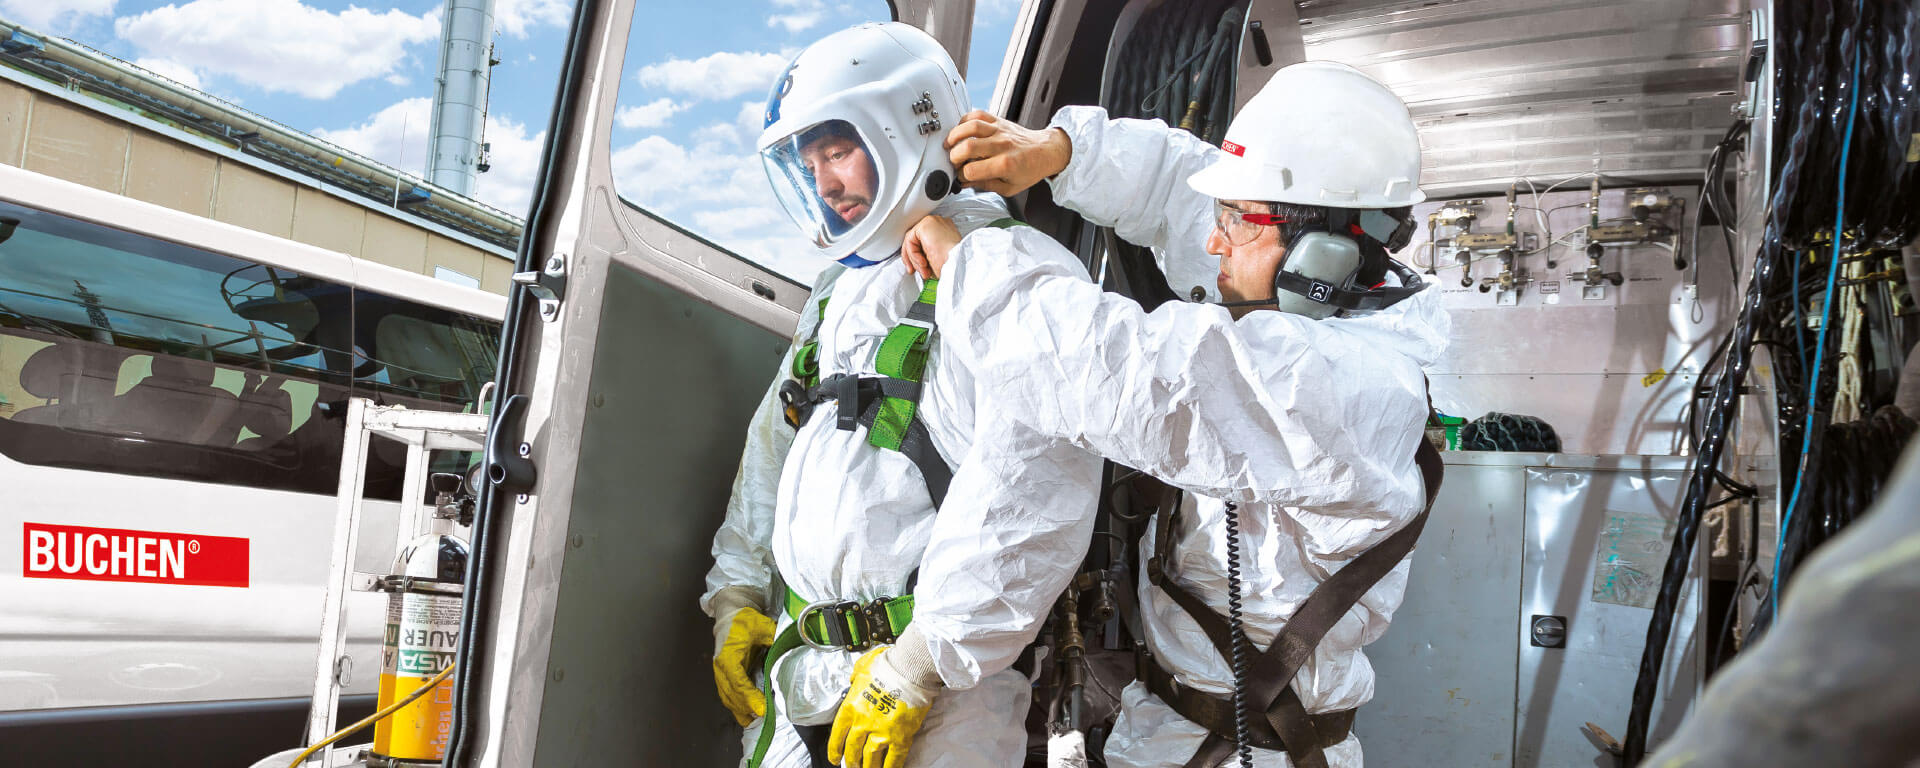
xmin=800 ymin=133 xmax=879 ymax=225
xmin=1207 ymin=199 xmax=1288 ymax=317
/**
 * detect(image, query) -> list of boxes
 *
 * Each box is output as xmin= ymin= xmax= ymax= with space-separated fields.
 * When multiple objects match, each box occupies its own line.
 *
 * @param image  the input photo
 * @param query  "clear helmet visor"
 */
xmin=760 ymin=120 xmax=884 ymax=248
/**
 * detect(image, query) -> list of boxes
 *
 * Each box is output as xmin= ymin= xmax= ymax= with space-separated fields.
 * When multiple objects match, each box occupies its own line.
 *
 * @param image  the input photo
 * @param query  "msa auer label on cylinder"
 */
xmin=397 ymin=593 xmax=461 ymax=678
xmin=21 ymin=522 xmax=249 ymax=588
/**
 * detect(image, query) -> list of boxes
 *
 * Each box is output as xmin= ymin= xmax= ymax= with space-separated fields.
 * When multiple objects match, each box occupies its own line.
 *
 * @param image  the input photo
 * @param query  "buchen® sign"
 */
xmin=22 ymin=522 xmax=249 ymax=588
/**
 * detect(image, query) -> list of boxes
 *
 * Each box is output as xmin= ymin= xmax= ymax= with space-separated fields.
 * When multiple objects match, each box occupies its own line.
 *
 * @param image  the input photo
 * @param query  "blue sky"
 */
xmin=0 ymin=0 xmax=1020 ymax=281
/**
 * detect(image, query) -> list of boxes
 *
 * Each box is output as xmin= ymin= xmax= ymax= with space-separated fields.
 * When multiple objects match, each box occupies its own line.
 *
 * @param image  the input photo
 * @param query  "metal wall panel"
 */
xmin=480 ymin=251 xmax=515 ymax=295
xmin=358 ymin=210 xmax=431 ymax=274
xmin=1359 ymin=453 xmax=1702 ymax=766
xmin=0 ymin=79 xmax=28 ymax=166
xmin=211 ymin=162 xmax=298 ymax=238
xmin=124 ymin=131 xmax=217 ymax=217
xmin=1297 ymin=0 xmax=1748 ymax=197
xmin=1518 ymin=461 xmax=1700 ymax=764
xmin=23 ymin=98 xmax=127 ymax=194
xmin=427 ymin=236 xmax=490 ymax=288
xmin=528 ymin=260 xmax=785 ymax=766
xmin=0 ymin=72 xmax=519 ymax=294
xmin=1359 ymin=459 xmax=1526 ymax=765
xmin=1414 ymin=184 xmax=1764 ymax=455
xmin=289 ymin=186 xmax=369 ymax=261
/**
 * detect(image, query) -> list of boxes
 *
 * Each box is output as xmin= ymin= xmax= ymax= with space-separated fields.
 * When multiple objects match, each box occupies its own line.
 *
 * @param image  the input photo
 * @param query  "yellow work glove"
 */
xmin=827 ymin=645 xmax=941 ymax=768
xmin=710 ymin=591 xmax=776 ymax=727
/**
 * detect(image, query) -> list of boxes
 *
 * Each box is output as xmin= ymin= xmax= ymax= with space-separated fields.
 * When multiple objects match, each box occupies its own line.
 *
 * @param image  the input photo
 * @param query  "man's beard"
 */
xmin=833 ymin=195 xmax=873 ymax=224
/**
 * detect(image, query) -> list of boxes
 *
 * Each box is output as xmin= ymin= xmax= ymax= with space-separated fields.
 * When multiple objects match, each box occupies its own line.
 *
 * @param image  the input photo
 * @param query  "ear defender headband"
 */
xmin=1216 ymin=208 xmax=1426 ymax=317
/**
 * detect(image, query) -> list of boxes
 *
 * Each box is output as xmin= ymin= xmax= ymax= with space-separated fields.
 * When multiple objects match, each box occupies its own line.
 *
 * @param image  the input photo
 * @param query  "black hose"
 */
xmin=1626 ymin=0 xmax=1920 ymax=758
xmin=1619 ymin=0 xmax=1835 ymax=760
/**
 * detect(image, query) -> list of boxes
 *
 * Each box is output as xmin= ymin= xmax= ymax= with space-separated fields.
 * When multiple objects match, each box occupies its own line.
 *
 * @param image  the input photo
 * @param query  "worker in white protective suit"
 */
xmin=898 ymin=61 xmax=1451 ymax=768
xmin=700 ymin=22 xmax=1103 ymax=768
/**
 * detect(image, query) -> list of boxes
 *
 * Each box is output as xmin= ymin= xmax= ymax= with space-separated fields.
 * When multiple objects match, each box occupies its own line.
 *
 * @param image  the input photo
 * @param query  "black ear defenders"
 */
xmin=1215 ymin=208 xmax=1426 ymax=317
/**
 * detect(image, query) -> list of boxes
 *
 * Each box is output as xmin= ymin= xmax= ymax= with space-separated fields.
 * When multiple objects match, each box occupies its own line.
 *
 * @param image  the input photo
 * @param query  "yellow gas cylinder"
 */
xmin=368 ymin=533 xmax=466 ymax=767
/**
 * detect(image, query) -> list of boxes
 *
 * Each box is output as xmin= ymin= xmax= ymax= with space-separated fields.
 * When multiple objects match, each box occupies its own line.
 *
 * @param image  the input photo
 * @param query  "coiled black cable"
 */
xmin=1221 ymin=501 xmax=1255 ymax=768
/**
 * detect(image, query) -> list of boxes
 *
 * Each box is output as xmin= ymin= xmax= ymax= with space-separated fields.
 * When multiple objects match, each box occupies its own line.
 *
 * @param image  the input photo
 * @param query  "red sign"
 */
xmin=1221 ymin=140 xmax=1247 ymax=157
xmin=22 ymin=523 xmax=249 ymax=588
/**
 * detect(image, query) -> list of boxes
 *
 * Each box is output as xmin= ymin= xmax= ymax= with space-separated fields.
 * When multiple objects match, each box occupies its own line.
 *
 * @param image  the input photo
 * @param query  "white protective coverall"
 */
xmin=914 ymin=107 xmax=1451 ymax=767
xmin=702 ymin=189 xmax=1104 ymax=768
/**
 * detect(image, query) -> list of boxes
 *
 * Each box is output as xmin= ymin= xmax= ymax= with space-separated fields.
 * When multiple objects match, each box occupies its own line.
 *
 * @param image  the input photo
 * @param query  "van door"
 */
xmin=445 ymin=1 xmax=975 ymax=765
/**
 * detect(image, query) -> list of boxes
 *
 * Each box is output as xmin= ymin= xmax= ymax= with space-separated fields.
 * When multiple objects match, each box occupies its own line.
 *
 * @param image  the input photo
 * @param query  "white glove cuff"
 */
xmin=872 ymin=650 xmax=940 ymax=709
xmin=709 ymin=585 xmax=762 ymax=658
xmin=708 ymin=584 xmax=762 ymax=619
xmin=886 ymin=624 xmax=945 ymax=693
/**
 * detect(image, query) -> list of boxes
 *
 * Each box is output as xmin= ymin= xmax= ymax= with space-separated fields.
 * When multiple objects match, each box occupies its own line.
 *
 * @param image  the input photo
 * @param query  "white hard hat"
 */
xmin=757 ymin=22 xmax=968 ymax=267
xmin=1187 ymin=61 xmax=1425 ymax=208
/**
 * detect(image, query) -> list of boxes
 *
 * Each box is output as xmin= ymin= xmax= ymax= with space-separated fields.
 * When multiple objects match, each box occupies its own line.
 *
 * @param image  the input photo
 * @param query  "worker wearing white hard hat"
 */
xmin=897 ymin=60 xmax=1450 ymax=767
xmin=701 ymin=21 xmax=1102 ymax=768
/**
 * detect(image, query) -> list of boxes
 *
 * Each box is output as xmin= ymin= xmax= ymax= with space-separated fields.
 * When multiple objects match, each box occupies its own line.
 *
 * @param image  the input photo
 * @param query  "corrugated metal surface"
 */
xmin=1298 ymin=0 xmax=1749 ymax=195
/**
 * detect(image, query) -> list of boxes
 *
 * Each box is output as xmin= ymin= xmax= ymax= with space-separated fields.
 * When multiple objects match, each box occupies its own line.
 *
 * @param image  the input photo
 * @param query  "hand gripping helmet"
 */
xmin=757 ymin=22 xmax=968 ymax=268
xmin=1190 ymin=61 xmax=1428 ymax=318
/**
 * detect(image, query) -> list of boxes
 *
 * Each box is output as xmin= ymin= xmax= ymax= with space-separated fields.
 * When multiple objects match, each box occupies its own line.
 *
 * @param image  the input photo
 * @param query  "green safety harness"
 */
xmin=746 ymin=219 xmax=1024 ymax=768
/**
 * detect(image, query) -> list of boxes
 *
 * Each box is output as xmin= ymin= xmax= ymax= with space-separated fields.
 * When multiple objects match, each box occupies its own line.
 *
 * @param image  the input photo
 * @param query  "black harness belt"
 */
xmin=1145 ymin=439 xmax=1445 ymax=768
xmin=784 ymin=371 xmax=951 ymax=507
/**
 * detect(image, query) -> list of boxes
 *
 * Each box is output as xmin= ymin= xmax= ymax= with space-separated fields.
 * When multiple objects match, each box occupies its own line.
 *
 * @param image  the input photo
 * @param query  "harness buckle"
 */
xmin=796 ymin=599 xmax=859 ymax=651
xmin=859 ymin=599 xmax=899 ymax=646
xmin=795 ymin=596 xmax=901 ymax=651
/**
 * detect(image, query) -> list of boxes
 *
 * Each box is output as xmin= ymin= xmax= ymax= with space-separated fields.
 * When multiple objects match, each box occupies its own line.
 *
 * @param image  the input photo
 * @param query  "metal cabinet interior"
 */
xmin=1357 ymin=453 xmax=1704 ymax=766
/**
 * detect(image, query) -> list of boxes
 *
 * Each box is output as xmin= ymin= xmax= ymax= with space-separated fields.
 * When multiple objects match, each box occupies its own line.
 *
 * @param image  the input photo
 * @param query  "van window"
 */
xmin=968 ymin=1 xmax=1021 ymax=113
xmin=610 ymin=2 xmax=896 ymax=285
xmin=0 ymin=199 xmax=498 ymax=499
xmin=354 ymin=288 xmax=501 ymax=493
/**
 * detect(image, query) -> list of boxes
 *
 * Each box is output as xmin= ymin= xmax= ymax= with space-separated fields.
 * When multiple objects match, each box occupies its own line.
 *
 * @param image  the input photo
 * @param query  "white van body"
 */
xmin=0 ymin=163 xmax=503 ymax=735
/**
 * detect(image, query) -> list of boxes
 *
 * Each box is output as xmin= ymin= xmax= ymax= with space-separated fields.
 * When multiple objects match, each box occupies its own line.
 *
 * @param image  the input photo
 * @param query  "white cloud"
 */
xmin=132 ymin=57 xmax=201 ymax=91
xmin=705 ymin=100 xmax=773 ymax=148
xmin=313 ymin=97 xmax=546 ymax=217
xmin=634 ymin=50 xmax=791 ymax=102
xmin=113 ymin=0 xmax=439 ymax=100
xmin=492 ymin=0 xmax=571 ymax=39
xmin=469 ymin=114 xmax=546 ymax=217
xmin=615 ymin=98 xmax=685 ymax=130
xmin=0 ymin=0 xmax=115 ymax=31
xmin=313 ymin=98 xmax=433 ymax=171
xmin=767 ymin=12 xmax=821 ymax=33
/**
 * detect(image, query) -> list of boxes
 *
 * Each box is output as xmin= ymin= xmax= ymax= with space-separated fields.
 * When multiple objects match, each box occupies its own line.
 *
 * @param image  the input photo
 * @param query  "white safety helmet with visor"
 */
xmin=758 ymin=22 xmax=968 ymax=268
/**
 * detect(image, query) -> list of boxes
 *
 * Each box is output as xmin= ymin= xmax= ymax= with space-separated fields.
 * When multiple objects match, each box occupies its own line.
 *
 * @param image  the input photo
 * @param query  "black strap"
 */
xmin=1141 ymin=654 xmax=1355 ymax=758
xmin=1147 ymin=439 xmax=1445 ymax=768
xmin=801 ymin=373 xmax=952 ymax=507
